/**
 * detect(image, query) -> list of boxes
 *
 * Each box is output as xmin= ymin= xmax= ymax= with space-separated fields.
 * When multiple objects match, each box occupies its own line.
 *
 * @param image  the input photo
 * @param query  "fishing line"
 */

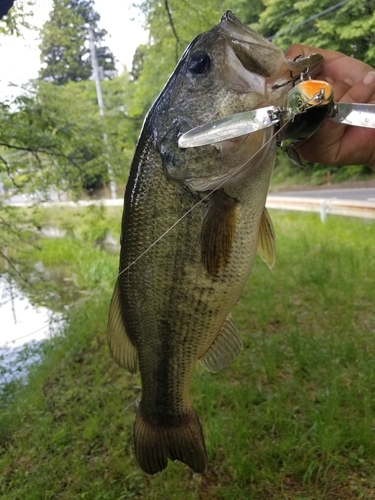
xmin=0 ymin=97 xmax=321 ymax=350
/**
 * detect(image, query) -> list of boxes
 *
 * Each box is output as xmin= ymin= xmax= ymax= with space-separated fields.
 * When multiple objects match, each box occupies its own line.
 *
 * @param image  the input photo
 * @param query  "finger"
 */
xmin=331 ymin=73 xmax=375 ymax=166
xmin=321 ymin=60 xmax=374 ymax=85
xmin=330 ymin=80 xmax=352 ymax=101
xmin=335 ymin=126 xmax=375 ymax=167
xmin=284 ymin=46 xmax=375 ymax=166
xmin=296 ymin=120 xmax=345 ymax=164
xmin=339 ymin=71 xmax=375 ymax=104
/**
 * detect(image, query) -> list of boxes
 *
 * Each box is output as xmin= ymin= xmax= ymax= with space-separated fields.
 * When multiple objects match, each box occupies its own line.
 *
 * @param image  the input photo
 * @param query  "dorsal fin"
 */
xmin=199 ymin=314 xmax=242 ymax=372
xmin=201 ymin=189 xmax=238 ymax=276
xmin=107 ymin=280 xmax=138 ymax=374
xmin=257 ymin=207 xmax=276 ymax=269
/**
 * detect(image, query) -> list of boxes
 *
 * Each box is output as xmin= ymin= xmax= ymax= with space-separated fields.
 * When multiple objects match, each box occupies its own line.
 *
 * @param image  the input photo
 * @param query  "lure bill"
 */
xmin=178 ymin=106 xmax=281 ymax=148
xmin=178 ymin=80 xmax=375 ymax=150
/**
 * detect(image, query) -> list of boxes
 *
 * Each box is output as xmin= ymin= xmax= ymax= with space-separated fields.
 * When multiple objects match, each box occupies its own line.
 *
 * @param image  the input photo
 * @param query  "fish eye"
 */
xmin=187 ymin=53 xmax=211 ymax=75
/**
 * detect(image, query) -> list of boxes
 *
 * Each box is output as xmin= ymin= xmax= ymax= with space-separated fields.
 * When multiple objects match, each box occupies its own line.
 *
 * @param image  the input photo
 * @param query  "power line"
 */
xmin=268 ymin=0 xmax=352 ymax=40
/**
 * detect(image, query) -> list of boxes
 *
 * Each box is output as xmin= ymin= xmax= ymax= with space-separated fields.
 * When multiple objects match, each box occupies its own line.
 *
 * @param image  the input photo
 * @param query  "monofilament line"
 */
xmin=0 ymin=98 xmax=316 ymax=349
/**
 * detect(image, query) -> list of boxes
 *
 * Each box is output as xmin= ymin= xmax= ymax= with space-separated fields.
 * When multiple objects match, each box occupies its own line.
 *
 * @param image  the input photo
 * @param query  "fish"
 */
xmin=107 ymin=10 xmax=324 ymax=475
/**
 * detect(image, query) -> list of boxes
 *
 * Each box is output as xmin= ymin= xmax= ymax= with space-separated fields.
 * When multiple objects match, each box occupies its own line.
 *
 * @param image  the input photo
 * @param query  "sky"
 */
xmin=0 ymin=0 xmax=148 ymax=347
xmin=0 ymin=0 xmax=149 ymax=99
xmin=0 ymin=276 xmax=63 ymax=348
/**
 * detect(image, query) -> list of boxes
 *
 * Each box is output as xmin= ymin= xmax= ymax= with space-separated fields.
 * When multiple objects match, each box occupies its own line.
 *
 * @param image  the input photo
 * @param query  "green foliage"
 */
xmin=0 ymin=0 xmax=34 ymax=35
xmin=2 ymin=1 xmax=374 ymax=201
xmin=129 ymin=0 xmax=262 ymax=116
xmin=257 ymin=0 xmax=375 ymax=66
xmin=31 ymin=204 xmax=122 ymax=243
xmin=0 ymin=205 xmax=121 ymax=334
xmin=0 ymin=202 xmax=40 ymax=278
xmin=39 ymin=0 xmax=116 ymax=85
xmin=1 ymin=212 xmax=375 ymax=498
xmin=0 ymin=74 xmax=137 ymax=196
xmin=272 ymin=151 xmax=375 ymax=188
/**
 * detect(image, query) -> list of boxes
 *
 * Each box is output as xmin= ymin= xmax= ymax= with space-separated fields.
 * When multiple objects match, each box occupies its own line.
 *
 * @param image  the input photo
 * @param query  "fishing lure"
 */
xmin=179 ymin=73 xmax=375 ymax=161
xmin=277 ymin=78 xmax=334 ymax=165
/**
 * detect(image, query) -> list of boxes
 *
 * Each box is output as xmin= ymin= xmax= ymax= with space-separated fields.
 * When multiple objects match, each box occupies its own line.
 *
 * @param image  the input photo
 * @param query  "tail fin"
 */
xmin=134 ymin=407 xmax=207 ymax=475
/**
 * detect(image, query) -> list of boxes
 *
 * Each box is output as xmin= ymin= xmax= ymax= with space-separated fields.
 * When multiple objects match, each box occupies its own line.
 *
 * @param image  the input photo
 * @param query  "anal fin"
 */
xmin=107 ymin=280 xmax=138 ymax=374
xmin=199 ymin=314 xmax=242 ymax=372
xmin=257 ymin=207 xmax=276 ymax=269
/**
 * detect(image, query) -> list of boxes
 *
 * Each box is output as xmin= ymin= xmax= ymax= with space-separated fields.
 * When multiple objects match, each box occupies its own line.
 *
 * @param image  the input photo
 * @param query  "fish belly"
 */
xmin=117 ymin=145 xmax=276 ymax=474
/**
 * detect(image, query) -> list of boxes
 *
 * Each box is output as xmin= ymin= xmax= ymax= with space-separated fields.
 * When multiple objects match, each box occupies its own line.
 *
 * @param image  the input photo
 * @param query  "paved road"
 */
xmin=5 ymin=188 xmax=375 ymax=206
xmin=272 ymin=187 xmax=375 ymax=202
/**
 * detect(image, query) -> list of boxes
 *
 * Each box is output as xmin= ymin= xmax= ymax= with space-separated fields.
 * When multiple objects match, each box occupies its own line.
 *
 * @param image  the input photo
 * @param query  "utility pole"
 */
xmin=88 ymin=25 xmax=117 ymax=199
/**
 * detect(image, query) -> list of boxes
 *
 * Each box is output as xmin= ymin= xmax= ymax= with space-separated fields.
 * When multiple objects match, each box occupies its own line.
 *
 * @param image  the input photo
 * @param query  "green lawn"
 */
xmin=1 ymin=210 xmax=375 ymax=499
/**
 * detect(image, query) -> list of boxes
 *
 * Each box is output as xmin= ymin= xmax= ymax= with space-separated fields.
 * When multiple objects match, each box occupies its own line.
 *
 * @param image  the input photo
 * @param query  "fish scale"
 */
xmin=106 ymin=10 xmax=325 ymax=475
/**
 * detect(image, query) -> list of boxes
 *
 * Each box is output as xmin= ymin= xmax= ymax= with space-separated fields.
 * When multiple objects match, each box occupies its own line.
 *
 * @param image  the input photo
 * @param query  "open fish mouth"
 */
xmin=219 ymin=10 xmax=284 ymax=78
xmin=181 ymin=12 xmax=282 ymax=191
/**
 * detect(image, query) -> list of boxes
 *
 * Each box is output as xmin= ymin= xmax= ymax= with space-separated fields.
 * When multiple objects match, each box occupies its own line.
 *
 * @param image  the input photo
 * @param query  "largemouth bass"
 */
xmin=107 ymin=11 xmax=323 ymax=475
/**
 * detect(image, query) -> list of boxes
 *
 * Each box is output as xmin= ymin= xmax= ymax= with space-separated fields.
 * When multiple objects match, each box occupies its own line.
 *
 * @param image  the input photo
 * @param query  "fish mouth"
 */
xmin=219 ymin=10 xmax=284 ymax=79
xmin=182 ymin=12 xmax=282 ymax=191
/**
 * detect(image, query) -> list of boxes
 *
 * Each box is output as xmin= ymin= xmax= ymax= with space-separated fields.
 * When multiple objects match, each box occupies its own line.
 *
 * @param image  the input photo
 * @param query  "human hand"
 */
xmin=285 ymin=44 xmax=375 ymax=169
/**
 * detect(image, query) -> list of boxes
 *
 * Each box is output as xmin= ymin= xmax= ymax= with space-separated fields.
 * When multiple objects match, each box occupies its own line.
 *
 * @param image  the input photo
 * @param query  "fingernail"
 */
xmin=363 ymin=71 xmax=375 ymax=85
xmin=344 ymin=78 xmax=354 ymax=86
xmin=325 ymin=77 xmax=334 ymax=84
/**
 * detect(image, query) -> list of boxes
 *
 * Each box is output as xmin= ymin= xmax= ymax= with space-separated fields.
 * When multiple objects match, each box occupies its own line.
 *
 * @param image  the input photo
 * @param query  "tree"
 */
xmin=254 ymin=0 xmax=375 ymax=178
xmin=257 ymin=0 xmax=375 ymax=67
xmin=39 ymin=0 xmax=116 ymax=85
xmin=0 ymin=0 xmax=34 ymax=35
xmin=129 ymin=0 xmax=258 ymax=117
xmin=0 ymin=73 xmax=139 ymax=197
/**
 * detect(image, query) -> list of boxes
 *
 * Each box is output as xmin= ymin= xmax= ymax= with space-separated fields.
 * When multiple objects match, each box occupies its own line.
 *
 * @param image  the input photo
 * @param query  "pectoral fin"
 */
xmin=257 ymin=207 xmax=276 ymax=269
xmin=201 ymin=189 xmax=238 ymax=276
xmin=199 ymin=314 xmax=243 ymax=372
xmin=107 ymin=280 xmax=138 ymax=374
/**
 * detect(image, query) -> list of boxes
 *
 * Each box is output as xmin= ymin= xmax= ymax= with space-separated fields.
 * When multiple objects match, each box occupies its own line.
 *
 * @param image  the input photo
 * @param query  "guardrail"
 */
xmin=6 ymin=199 xmax=125 ymax=208
xmin=266 ymin=195 xmax=375 ymax=221
xmin=7 ymin=195 xmax=375 ymax=221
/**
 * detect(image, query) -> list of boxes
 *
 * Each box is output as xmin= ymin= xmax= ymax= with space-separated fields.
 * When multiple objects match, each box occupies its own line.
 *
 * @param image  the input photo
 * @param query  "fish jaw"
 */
xmin=220 ymin=10 xmax=285 ymax=81
xmin=157 ymin=13 xmax=324 ymax=192
xmin=218 ymin=11 xmax=324 ymax=109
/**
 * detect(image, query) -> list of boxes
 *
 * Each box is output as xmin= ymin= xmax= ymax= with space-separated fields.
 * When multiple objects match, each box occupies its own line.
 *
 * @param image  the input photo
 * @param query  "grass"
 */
xmin=1 ymin=210 xmax=375 ymax=499
xmin=270 ymin=152 xmax=375 ymax=189
xmin=2 ymin=204 xmax=122 ymax=310
xmin=30 ymin=203 xmax=123 ymax=245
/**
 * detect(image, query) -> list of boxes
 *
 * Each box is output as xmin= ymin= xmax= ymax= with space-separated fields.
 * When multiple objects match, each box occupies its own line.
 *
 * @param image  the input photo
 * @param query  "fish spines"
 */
xmin=134 ymin=405 xmax=207 ymax=475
